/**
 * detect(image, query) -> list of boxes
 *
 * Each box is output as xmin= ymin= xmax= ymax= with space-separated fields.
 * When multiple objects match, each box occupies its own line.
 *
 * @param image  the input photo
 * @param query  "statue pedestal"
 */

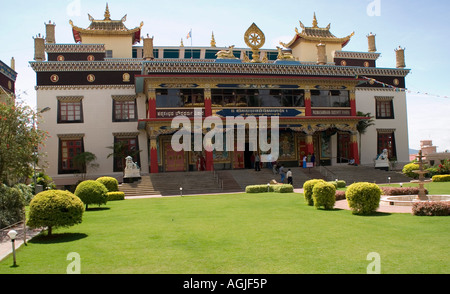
xmin=374 ymin=159 xmax=389 ymax=170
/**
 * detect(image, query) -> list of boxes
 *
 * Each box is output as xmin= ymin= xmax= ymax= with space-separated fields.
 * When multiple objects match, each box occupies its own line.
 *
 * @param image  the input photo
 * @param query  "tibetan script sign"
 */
xmin=156 ymin=108 xmax=205 ymax=118
xmin=215 ymin=108 xmax=304 ymax=117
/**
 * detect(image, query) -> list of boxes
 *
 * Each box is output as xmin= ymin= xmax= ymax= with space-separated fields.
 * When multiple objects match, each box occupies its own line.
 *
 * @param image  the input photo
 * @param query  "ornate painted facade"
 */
xmin=31 ymin=6 xmax=410 ymax=186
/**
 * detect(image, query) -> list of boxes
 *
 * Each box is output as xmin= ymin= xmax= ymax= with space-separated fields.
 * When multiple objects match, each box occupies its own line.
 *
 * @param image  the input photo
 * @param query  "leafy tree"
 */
xmin=0 ymin=102 xmax=47 ymax=185
xmin=27 ymin=190 xmax=84 ymax=236
xmin=74 ymin=180 xmax=108 ymax=210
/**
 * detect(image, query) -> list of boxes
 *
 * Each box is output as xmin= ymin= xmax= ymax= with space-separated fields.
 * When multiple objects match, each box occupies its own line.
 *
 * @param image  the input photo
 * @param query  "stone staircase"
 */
xmin=318 ymin=164 xmax=411 ymax=184
xmin=119 ymin=165 xmax=412 ymax=197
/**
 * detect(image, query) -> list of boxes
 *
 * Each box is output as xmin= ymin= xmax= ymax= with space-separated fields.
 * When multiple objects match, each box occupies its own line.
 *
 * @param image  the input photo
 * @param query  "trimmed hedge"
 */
xmin=245 ymin=184 xmax=294 ymax=193
xmin=74 ymin=180 xmax=108 ymax=209
xmin=412 ymin=201 xmax=450 ymax=216
xmin=27 ymin=190 xmax=84 ymax=235
xmin=96 ymin=176 xmax=119 ymax=192
xmin=432 ymin=175 xmax=450 ymax=182
xmin=106 ymin=191 xmax=125 ymax=201
xmin=303 ymin=179 xmax=326 ymax=206
xmin=312 ymin=182 xmax=336 ymax=210
xmin=335 ymin=190 xmax=346 ymax=200
xmin=346 ymin=182 xmax=382 ymax=215
xmin=380 ymin=186 xmax=428 ymax=196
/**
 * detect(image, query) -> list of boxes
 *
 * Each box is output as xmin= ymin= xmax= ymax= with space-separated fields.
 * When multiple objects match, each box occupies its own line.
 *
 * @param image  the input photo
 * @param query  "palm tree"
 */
xmin=107 ymin=141 xmax=141 ymax=172
xmin=73 ymin=151 xmax=99 ymax=181
xmin=356 ymin=112 xmax=375 ymax=162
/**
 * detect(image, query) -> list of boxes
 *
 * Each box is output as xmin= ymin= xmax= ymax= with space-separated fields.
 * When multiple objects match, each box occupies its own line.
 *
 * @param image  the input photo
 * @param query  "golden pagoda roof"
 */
xmin=69 ymin=4 xmax=143 ymax=44
xmin=281 ymin=13 xmax=354 ymax=48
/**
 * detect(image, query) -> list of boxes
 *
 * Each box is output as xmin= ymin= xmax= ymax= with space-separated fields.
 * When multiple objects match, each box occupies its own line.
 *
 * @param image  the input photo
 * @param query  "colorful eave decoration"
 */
xmin=281 ymin=13 xmax=354 ymax=49
xmin=69 ymin=5 xmax=143 ymax=44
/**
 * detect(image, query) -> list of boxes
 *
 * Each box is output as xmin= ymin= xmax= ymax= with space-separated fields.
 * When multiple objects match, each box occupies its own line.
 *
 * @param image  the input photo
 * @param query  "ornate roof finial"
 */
xmin=104 ymin=3 xmax=111 ymax=20
xmin=180 ymin=38 xmax=184 ymax=47
xmin=312 ymin=12 xmax=318 ymax=28
xmin=210 ymin=31 xmax=216 ymax=47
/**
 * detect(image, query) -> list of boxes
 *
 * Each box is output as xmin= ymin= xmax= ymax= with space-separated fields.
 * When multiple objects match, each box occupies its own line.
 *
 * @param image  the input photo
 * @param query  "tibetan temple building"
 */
xmin=31 ymin=5 xmax=410 ymax=186
xmin=0 ymin=58 xmax=16 ymax=104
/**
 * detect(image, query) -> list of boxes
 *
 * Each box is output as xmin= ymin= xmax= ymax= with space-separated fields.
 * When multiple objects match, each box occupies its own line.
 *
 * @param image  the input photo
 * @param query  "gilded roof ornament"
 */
xmin=312 ymin=13 xmax=318 ymax=28
xmin=244 ymin=23 xmax=265 ymax=63
xmin=210 ymin=32 xmax=216 ymax=47
xmin=104 ymin=3 xmax=111 ymax=20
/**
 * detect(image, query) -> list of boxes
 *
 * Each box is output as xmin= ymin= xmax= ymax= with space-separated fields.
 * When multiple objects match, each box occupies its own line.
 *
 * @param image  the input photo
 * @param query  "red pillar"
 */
xmin=351 ymin=133 xmax=360 ymax=165
xmin=205 ymin=151 xmax=214 ymax=171
xmin=148 ymin=88 xmax=156 ymax=118
xmin=204 ymin=88 xmax=213 ymax=171
xmin=349 ymin=90 xmax=356 ymax=116
xmin=204 ymin=88 xmax=212 ymax=117
xmin=150 ymin=137 xmax=159 ymax=173
xmin=304 ymin=89 xmax=312 ymax=116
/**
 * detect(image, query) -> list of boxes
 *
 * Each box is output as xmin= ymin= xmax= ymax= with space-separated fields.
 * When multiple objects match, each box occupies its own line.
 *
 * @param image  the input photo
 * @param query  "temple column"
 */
xmin=204 ymin=87 xmax=212 ymax=117
xmin=306 ymin=133 xmax=314 ymax=156
xmin=349 ymin=90 xmax=356 ymax=117
xmin=149 ymin=132 xmax=159 ymax=173
xmin=304 ymin=89 xmax=312 ymax=116
xmin=204 ymin=137 xmax=214 ymax=171
xmin=350 ymin=132 xmax=360 ymax=165
xmin=147 ymin=87 xmax=156 ymax=118
xmin=203 ymin=87 xmax=213 ymax=170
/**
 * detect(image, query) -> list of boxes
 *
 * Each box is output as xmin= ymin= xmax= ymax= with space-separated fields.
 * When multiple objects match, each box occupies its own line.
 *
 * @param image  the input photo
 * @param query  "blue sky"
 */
xmin=0 ymin=0 xmax=449 ymax=151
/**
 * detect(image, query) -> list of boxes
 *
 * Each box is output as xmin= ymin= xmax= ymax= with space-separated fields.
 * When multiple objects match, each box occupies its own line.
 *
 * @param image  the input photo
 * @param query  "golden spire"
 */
xmin=210 ymin=31 xmax=216 ymax=47
xmin=104 ymin=3 xmax=111 ymax=20
xmin=180 ymin=38 xmax=184 ymax=47
xmin=312 ymin=12 xmax=318 ymax=28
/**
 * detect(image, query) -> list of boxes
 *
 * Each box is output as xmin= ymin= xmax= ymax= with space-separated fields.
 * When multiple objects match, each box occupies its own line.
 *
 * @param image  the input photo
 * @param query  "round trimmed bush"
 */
xmin=312 ymin=181 xmax=336 ymax=210
xmin=303 ymin=179 xmax=326 ymax=206
xmin=74 ymin=180 xmax=108 ymax=209
xmin=27 ymin=190 xmax=84 ymax=235
xmin=96 ymin=176 xmax=119 ymax=192
xmin=346 ymin=182 xmax=382 ymax=215
xmin=402 ymin=162 xmax=420 ymax=179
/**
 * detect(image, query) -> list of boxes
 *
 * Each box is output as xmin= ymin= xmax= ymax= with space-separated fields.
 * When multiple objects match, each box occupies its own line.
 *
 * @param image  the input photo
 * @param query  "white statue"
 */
xmin=375 ymin=149 xmax=389 ymax=170
xmin=124 ymin=156 xmax=141 ymax=180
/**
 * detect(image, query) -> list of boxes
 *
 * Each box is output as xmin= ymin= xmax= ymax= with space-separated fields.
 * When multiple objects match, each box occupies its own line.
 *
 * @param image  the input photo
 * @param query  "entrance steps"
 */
xmin=318 ymin=165 xmax=411 ymax=184
xmin=119 ymin=165 xmax=412 ymax=197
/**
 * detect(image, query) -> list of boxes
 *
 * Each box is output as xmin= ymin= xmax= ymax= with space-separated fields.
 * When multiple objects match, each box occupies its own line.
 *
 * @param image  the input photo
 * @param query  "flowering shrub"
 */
xmin=335 ymin=190 xmax=346 ymax=200
xmin=380 ymin=186 xmax=428 ymax=196
xmin=412 ymin=201 xmax=450 ymax=216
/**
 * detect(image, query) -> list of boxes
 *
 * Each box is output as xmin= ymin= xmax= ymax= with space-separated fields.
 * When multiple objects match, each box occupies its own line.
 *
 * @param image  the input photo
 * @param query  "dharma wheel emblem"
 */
xmin=244 ymin=23 xmax=265 ymax=63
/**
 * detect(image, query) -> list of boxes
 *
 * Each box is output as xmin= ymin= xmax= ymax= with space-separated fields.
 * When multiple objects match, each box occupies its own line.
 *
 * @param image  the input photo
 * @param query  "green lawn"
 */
xmin=1 ymin=191 xmax=449 ymax=274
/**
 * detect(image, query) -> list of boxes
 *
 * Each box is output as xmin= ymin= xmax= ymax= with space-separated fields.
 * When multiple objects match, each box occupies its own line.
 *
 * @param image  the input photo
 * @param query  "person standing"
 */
xmin=279 ymin=164 xmax=285 ymax=183
xmin=287 ymin=168 xmax=293 ymax=185
xmin=254 ymin=153 xmax=260 ymax=171
xmin=311 ymin=153 xmax=316 ymax=167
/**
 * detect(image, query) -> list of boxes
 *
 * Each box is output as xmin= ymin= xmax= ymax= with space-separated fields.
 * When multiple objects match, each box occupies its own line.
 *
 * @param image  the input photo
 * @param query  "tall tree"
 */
xmin=356 ymin=111 xmax=375 ymax=162
xmin=0 ymin=102 xmax=47 ymax=185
